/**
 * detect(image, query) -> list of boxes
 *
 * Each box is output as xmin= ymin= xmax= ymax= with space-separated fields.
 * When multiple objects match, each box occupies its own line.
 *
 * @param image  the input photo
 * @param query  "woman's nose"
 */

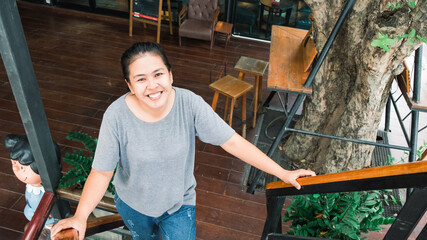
xmin=147 ymin=78 xmax=157 ymax=88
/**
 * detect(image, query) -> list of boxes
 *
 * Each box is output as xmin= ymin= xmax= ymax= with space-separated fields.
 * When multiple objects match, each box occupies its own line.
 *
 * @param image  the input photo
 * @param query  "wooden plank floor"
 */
xmin=2 ymin=2 xmax=420 ymax=240
xmin=0 ymin=1 xmax=273 ymax=239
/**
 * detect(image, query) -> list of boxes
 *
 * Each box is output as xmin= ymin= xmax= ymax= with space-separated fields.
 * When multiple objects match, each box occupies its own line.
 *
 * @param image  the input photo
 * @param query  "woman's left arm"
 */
xmin=221 ymin=133 xmax=316 ymax=190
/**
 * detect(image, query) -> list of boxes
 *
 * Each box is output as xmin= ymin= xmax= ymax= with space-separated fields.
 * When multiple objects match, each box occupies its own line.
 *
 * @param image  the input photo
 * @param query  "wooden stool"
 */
xmin=234 ymin=56 xmax=269 ymax=128
xmin=209 ymin=75 xmax=253 ymax=138
xmin=214 ymin=21 xmax=233 ymax=48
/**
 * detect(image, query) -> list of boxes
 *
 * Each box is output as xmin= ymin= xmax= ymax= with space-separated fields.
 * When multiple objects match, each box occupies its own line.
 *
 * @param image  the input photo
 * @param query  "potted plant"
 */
xmin=58 ymin=131 xmax=115 ymax=195
xmin=283 ymin=190 xmax=398 ymax=240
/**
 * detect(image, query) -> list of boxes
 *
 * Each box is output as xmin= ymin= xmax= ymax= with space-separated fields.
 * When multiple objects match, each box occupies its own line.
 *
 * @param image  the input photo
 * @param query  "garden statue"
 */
xmin=4 ymin=134 xmax=61 ymax=239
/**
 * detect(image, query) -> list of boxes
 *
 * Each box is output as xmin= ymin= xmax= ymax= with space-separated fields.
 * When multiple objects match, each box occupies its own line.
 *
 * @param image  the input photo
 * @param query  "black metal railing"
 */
xmin=262 ymin=161 xmax=427 ymax=240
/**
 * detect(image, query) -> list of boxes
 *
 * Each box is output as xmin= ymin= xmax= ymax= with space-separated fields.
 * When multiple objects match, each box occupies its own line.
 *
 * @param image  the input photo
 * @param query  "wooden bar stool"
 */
xmin=234 ymin=56 xmax=269 ymax=128
xmin=209 ymin=75 xmax=253 ymax=138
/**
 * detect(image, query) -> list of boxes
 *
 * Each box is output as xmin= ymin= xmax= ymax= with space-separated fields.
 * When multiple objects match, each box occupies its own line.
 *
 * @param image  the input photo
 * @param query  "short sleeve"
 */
xmin=92 ymin=109 xmax=120 ymax=171
xmin=193 ymin=95 xmax=235 ymax=146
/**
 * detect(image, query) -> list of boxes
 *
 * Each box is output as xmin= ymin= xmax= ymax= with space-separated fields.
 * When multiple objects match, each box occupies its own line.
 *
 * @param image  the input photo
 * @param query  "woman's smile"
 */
xmin=147 ymin=91 xmax=162 ymax=100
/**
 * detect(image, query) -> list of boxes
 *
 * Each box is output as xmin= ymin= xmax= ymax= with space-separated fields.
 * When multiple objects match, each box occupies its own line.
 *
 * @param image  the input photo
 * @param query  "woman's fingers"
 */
xmin=282 ymin=169 xmax=316 ymax=190
xmin=51 ymin=217 xmax=86 ymax=240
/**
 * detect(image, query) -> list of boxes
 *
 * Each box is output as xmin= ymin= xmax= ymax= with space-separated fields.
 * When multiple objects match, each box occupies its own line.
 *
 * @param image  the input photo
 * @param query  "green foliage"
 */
xmin=387 ymin=2 xmax=401 ymax=10
xmin=388 ymin=140 xmax=427 ymax=163
xmin=387 ymin=1 xmax=416 ymax=9
xmin=283 ymin=191 xmax=398 ymax=240
xmin=398 ymin=29 xmax=417 ymax=45
xmin=58 ymin=131 xmax=115 ymax=195
xmin=371 ymin=33 xmax=395 ymax=52
xmin=416 ymin=140 xmax=427 ymax=160
xmin=372 ymin=1 xmax=424 ymax=52
xmin=417 ymin=35 xmax=427 ymax=44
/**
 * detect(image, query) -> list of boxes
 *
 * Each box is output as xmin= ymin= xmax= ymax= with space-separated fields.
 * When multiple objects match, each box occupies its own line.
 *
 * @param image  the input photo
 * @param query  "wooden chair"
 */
xmin=178 ymin=0 xmax=219 ymax=49
xmin=210 ymin=75 xmax=253 ymax=138
xmin=129 ymin=0 xmax=173 ymax=43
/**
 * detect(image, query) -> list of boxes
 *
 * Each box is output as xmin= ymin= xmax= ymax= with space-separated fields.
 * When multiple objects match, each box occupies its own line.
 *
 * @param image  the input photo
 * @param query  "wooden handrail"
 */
xmin=22 ymin=191 xmax=55 ymax=240
xmin=262 ymin=161 xmax=427 ymax=239
xmin=56 ymin=187 xmax=117 ymax=213
xmin=267 ymin=160 xmax=427 ymax=190
xmin=52 ymin=213 xmax=123 ymax=240
xmin=53 ymin=188 xmax=123 ymax=239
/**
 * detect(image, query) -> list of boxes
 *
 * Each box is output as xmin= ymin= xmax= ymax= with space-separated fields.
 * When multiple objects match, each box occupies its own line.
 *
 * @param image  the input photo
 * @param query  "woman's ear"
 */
xmin=169 ymin=71 xmax=173 ymax=85
xmin=125 ymin=79 xmax=134 ymax=94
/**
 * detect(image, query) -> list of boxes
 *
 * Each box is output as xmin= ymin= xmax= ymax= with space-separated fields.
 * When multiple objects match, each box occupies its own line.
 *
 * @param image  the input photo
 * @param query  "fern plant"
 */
xmin=58 ymin=131 xmax=115 ymax=195
xmin=283 ymin=190 xmax=397 ymax=240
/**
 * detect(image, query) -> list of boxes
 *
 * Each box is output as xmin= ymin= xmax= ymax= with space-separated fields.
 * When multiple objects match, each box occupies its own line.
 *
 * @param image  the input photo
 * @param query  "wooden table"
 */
xmin=215 ymin=21 xmax=233 ymax=47
xmin=267 ymin=25 xmax=316 ymax=94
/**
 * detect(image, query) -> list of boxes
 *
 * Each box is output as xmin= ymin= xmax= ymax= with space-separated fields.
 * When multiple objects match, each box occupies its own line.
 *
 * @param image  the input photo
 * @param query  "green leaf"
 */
xmin=409 ymin=1 xmax=416 ymax=8
xmin=417 ymin=35 xmax=427 ymax=44
xmin=371 ymin=33 xmax=395 ymax=52
xmin=387 ymin=2 xmax=401 ymax=10
xmin=358 ymin=207 xmax=372 ymax=212
xmin=363 ymin=200 xmax=378 ymax=206
xmin=348 ymin=232 xmax=360 ymax=239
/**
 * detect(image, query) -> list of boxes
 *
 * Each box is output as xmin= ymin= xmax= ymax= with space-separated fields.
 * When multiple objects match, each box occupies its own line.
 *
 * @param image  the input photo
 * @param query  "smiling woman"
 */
xmin=50 ymin=42 xmax=315 ymax=240
xmin=123 ymin=45 xmax=175 ymax=122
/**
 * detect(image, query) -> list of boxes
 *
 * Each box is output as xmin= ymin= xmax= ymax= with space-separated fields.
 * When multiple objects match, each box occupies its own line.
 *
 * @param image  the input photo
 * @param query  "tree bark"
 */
xmin=282 ymin=0 xmax=427 ymax=174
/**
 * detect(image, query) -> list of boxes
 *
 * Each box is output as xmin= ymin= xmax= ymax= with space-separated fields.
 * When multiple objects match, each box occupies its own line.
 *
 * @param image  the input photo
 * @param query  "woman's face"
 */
xmin=11 ymin=160 xmax=42 ymax=186
xmin=126 ymin=53 xmax=174 ymax=111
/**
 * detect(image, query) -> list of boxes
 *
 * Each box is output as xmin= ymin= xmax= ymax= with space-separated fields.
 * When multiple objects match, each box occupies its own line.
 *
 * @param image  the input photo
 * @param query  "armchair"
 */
xmin=178 ymin=0 xmax=219 ymax=49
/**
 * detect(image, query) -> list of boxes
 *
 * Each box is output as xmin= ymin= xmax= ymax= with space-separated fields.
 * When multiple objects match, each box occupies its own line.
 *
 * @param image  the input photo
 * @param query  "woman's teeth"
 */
xmin=148 ymin=92 xmax=161 ymax=98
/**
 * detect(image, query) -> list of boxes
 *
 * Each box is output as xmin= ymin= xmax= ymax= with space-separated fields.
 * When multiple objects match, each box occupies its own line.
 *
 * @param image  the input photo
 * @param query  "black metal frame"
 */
xmin=263 ymin=171 xmax=427 ymax=239
xmin=247 ymin=0 xmax=357 ymax=194
xmin=0 ymin=0 xmax=69 ymax=219
xmin=247 ymin=0 xmax=425 ymax=197
xmin=384 ymin=187 xmax=427 ymax=240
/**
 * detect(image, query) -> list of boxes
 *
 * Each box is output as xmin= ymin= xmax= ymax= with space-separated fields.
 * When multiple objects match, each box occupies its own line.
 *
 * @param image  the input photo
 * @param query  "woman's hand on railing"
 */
xmin=279 ymin=169 xmax=316 ymax=190
xmin=50 ymin=216 xmax=87 ymax=240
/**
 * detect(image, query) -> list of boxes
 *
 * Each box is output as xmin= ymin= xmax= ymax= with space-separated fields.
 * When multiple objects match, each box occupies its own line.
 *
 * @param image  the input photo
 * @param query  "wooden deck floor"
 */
xmin=2 ymin=2 xmax=424 ymax=240
xmin=0 ymin=1 xmax=272 ymax=239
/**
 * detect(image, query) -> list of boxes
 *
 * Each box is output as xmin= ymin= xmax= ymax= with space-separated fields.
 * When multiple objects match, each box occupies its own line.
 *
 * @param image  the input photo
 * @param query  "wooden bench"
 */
xmin=267 ymin=26 xmax=317 ymax=95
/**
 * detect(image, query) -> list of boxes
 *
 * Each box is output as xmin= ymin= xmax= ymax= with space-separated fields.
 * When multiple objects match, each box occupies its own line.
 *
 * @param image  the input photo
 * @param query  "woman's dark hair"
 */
xmin=4 ymin=134 xmax=61 ymax=174
xmin=121 ymin=42 xmax=172 ymax=82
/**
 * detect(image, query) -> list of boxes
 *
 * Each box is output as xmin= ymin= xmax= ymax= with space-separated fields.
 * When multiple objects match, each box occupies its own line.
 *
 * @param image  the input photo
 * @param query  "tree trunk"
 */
xmin=282 ymin=0 xmax=427 ymax=174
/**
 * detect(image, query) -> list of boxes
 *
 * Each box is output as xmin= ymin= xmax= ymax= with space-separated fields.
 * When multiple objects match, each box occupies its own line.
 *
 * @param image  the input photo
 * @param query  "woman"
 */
xmin=51 ymin=42 xmax=315 ymax=240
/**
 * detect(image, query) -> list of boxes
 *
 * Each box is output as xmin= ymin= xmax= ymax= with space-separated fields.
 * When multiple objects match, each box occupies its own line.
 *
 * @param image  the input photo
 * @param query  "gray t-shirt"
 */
xmin=92 ymin=87 xmax=235 ymax=217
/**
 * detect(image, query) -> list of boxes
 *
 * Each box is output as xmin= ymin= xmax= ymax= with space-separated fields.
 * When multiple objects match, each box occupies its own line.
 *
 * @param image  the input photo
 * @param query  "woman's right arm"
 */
xmin=51 ymin=169 xmax=114 ymax=240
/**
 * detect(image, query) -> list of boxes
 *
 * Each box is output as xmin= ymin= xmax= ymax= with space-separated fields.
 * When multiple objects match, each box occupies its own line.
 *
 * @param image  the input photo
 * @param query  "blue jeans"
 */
xmin=114 ymin=194 xmax=196 ymax=240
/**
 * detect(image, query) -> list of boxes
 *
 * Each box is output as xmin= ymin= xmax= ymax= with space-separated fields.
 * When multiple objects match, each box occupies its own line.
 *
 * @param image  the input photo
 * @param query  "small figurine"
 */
xmin=4 ymin=134 xmax=61 ymax=235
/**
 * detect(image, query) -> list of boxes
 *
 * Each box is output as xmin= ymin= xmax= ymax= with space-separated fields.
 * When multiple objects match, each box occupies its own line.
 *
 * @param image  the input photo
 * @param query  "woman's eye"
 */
xmin=155 ymin=73 xmax=163 ymax=77
xmin=137 ymin=78 xmax=146 ymax=82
